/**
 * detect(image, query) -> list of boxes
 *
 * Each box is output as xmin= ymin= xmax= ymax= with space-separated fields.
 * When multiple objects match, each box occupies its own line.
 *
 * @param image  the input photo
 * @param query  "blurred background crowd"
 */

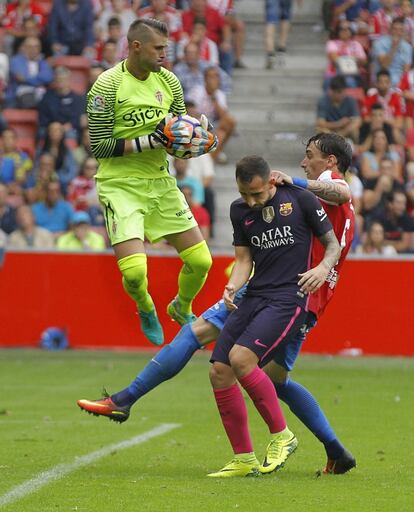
xmin=0 ymin=0 xmax=414 ymax=256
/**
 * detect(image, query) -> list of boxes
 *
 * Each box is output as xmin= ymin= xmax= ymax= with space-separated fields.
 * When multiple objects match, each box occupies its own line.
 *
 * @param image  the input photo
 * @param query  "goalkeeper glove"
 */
xmin=190 ymin=114 xmax=218 ymax=157
xmin=134 ymin=114 xmax=191 ymax=152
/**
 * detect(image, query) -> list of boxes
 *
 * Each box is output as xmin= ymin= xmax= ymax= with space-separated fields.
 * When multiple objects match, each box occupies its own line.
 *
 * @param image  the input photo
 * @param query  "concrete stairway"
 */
xmin=210 ymin=0 xmax=326 ymax=252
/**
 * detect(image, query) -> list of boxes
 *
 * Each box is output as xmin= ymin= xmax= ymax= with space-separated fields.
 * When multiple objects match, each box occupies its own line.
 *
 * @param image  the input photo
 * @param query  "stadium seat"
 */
xmin=3 ymin=108 xmax=38 ymax=157
xmin=53 ymin=56 xmax=90 ymax=95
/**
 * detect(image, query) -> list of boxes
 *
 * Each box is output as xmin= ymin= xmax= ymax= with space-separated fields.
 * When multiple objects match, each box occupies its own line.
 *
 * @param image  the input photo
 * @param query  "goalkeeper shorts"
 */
xmin=97 ymin=175 xmax=198 ymax=245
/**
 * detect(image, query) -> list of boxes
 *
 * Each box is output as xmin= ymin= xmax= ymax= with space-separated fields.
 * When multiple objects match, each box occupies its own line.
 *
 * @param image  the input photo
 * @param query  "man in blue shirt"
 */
xmin=372 ymin=17 xmax=412 ymax=87
xmin=32 ymin=181 xmax=73 ymax=234
xmin=316 ymin=75 xmax=361 ymax=141
xmin=48 ymin=0 xmax=95 ymax=56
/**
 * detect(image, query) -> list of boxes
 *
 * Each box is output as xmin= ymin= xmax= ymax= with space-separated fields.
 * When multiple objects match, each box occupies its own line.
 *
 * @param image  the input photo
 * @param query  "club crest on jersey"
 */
xmin=91 ymin=95 xmax=105 ymax=112
xmin=279 ymin=202 xmax=293 ymax=216
xmin=155 ymin=90 xmax=163 ymax=105
xmin=262 ymin=206 xmax=275 ymax=223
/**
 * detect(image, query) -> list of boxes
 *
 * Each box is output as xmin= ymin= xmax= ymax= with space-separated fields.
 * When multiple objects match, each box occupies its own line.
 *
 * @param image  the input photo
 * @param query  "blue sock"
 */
xmin=111 ymin=324 xmax=201 ymax=408
xmin=276 ymin=379 xmax=344 ymax=460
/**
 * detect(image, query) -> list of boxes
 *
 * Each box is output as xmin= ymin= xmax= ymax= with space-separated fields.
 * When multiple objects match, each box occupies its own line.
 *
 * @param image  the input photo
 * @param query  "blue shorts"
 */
xmin=210 ymin=295 xmax=308 ymax=369
xmin=201 ymin=284 xmax=247 ymax=330
xmin=266 ymin=0 xmax=292 ymax=23
xmin=272 ymin=311 xmax=317 ymax=370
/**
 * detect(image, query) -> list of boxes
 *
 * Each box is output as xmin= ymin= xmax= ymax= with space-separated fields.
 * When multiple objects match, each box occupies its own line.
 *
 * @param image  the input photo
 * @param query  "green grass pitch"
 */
xmin=0 ymin=350 xmax=413 ymax=512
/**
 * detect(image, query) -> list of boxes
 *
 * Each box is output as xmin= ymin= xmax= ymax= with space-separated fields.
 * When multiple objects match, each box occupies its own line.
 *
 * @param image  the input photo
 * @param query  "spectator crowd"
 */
xmin=1 ymin=0 xmax=414 ymax=255
xmin=0 ymin=0 xmax=244 ymax=250
xmin=318 ymin=0 xmax=414 ymax=254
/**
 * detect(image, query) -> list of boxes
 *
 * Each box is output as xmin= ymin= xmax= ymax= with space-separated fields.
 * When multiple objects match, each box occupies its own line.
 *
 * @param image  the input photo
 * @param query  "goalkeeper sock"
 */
xmin=118 ymin=254 xmax=154 ymax=313
xmin=275 ymin=379 xmax=344 ymax=459
xmin=111 ymin=324 xmax=201 ymax=407
xmin=177 ymin=241 xmax=212 ymax=314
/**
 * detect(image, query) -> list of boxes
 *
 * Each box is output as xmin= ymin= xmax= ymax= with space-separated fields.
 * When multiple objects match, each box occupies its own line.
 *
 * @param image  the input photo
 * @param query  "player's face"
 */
xmin=133 ymin=31 xmax=168 ymax=72
xmin=237 ymin=175 xmax=276 ymax=209
xmin=301 ymin=142 xmax=334 ymax=180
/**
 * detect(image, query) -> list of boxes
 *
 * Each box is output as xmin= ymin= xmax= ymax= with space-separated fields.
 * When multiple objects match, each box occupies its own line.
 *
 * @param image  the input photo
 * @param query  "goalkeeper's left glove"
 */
xmin=190 ymin=114 xmax=218 ymax=157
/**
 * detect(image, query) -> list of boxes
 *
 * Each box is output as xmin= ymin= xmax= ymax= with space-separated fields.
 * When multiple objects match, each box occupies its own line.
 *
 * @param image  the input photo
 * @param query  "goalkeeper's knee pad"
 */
xmin=179 ymin=240 xmax=212 ymax=276
xmin=117 ymin=253 xmax=148 ymax=291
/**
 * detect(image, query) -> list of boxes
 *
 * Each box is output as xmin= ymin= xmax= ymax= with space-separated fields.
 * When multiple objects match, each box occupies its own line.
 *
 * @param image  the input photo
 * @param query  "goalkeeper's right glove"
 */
xmin=134 ymin=114 xmax=191 ymax=152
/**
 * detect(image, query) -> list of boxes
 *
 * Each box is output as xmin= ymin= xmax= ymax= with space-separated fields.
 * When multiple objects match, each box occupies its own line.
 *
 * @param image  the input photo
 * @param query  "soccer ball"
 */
xmin=164 ymin=114 xmax=201 ymax=160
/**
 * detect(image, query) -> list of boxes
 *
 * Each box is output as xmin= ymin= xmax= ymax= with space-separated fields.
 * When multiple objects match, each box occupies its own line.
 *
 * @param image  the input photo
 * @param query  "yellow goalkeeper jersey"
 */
xmin=87 ymin=60 xmax=186 ymax=179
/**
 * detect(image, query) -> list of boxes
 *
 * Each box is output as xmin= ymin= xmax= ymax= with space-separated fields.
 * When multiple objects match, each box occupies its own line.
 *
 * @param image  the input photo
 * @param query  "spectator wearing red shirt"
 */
xmin=369 ymin=0 xmax=401 ymax=40
xmin=180 ymin=184 xmax=211 ymax=242
xmin=138 ymin=0 xmax=183 ymax=65
xmin=177 ymin=17 xmax=219 ymax=66
xmin=2 ymin=0 xmax=47 ymax=55
xmin=398 ymin=66 xmax=414 ymax=130
xmin=182 ymin=0 xmax=233 ymax=74
xmin=67 ymin=157 xmax=99 ymax=212
xmin=362 ymin=69 xmax=404 ymax=136
xmin=208 ymin=0 xmax=246 ymax=68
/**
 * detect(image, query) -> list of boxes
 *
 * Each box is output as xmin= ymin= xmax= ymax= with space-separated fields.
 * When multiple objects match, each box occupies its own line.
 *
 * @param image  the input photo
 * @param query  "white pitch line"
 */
xmin=0 ymin=423 xmax=180 ymax=508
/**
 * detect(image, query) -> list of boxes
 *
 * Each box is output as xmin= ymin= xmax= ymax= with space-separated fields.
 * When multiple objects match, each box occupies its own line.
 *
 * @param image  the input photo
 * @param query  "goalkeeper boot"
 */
xmin=260 ymin=428 xmax=298 ymax=474
xmin=77 ymin=390 xmax=130 ymax=423
xmin=208 ymin=458 xmax=261 ymax=478
xmin=138 ymin=308 xmax=164 ymax=346
xmin=167 ymin=297 xmax=197 ymax=326
xmin=323 ymin=449 xmax=356 ymax=475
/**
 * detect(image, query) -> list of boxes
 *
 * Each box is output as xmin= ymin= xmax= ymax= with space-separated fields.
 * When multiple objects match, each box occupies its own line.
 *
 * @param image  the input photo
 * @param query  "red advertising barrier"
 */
xmin=0 ymin=252 xmax=412 ymax=356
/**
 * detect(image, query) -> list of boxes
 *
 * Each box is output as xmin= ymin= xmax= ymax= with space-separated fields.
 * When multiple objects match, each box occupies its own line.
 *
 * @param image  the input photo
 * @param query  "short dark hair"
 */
xmin=377 ymin=68 xmax=390 ymax=80
xmin=108 ymin=16 xmax=121 ymax=28
xmin=127 ymin=18 xmax=168 ymax=42
xmin=306 ymin=133 xmax=352 ymax=173
xmin=235 ymin=155 xmax=270 ymax=183
xmin=392 ymin=16 xmax=405 ymax=26
xmin=329 ymin=75 xmax=346 ymax=91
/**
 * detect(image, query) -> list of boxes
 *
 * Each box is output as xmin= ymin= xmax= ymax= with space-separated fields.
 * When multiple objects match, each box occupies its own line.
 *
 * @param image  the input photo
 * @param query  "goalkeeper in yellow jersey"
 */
xmin=87 ymin=18 xmax=217 ymax=346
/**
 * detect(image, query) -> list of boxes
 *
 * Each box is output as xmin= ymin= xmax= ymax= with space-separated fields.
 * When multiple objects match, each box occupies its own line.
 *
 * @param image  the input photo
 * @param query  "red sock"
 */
xmin=239 ymin=366 xmax=286 ymax=434
xmin=213 ymin=383 xmax=253 ymax=454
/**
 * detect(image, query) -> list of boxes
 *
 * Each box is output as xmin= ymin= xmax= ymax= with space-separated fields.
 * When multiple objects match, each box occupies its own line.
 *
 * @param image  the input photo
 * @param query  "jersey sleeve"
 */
xmin=298 ymin=189 xmax=334 ymax=238
xmin=87 ymin=69 xmax=125 ymax=159
xmin=159 ymin=68 xmax=186 ymax=116
xmin=230 ymin=202 xmax=249 ymax=247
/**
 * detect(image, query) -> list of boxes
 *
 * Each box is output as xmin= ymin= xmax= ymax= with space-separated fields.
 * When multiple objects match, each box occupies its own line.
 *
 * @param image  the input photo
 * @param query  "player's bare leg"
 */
xmin=165 ymin=226 xmax=212 ymax=326
xmin=263 ymin=360 xmax=356 ymax=474
xmin=113 ymin=238 xmax=163 ymax=346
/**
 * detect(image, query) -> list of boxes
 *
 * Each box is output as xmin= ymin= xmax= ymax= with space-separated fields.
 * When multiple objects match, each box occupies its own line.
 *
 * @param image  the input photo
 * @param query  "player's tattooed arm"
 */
xmin=298 ymin=229 xmax=340 ymax=294
xmin=271 ymin=170 xmax=351 ymax=205
xmin=306 ymin=180 xmax=351 ymax=205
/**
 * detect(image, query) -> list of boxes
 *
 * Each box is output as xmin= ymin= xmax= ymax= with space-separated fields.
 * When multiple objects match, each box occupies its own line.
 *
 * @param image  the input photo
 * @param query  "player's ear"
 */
xmin=131 ymin=40 xmax=141 ymax=51
xmin=269 ymin=173 xmax=277 ymax=186
xmin=327 ymin=153 xmax=337 ymax=168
